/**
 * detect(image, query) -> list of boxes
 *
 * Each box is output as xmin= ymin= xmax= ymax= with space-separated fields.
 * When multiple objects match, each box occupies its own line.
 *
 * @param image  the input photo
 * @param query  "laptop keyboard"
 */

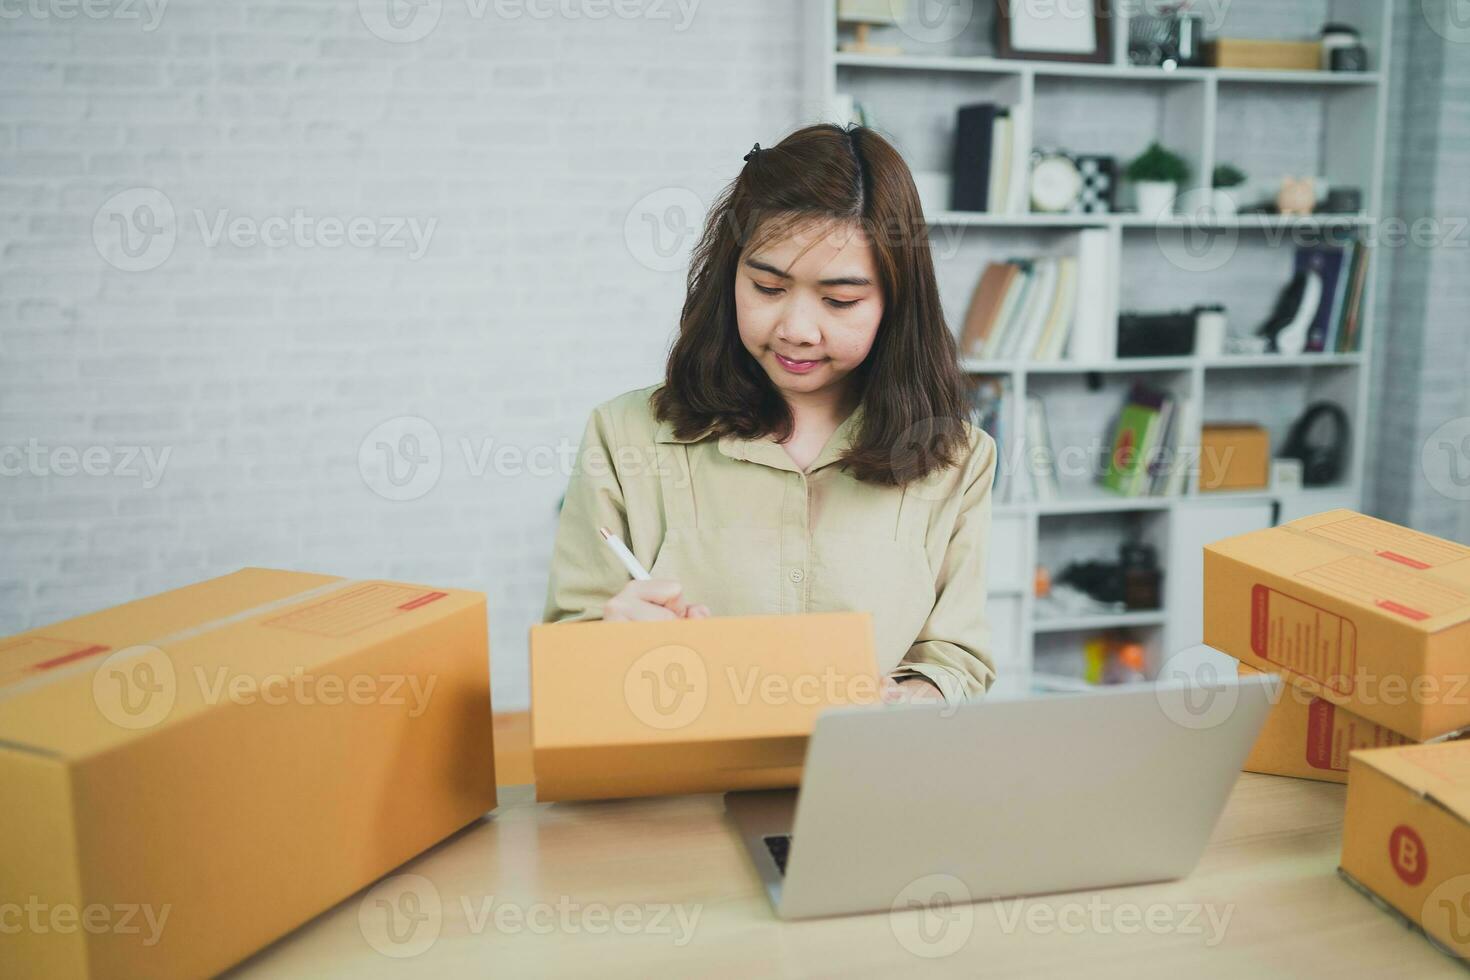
xmin=763 ymin=834 xmax=792 ymax=875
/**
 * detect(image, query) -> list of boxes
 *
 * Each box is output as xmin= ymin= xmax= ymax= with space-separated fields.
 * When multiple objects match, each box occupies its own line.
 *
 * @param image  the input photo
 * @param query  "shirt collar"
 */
xmin=654 ymin=403 xmax=864 ymax=476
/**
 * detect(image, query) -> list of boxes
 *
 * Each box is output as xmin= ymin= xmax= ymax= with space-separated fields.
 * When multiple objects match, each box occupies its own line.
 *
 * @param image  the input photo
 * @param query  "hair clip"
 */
xmin=743 ymin=142 xmax=761 ymax=163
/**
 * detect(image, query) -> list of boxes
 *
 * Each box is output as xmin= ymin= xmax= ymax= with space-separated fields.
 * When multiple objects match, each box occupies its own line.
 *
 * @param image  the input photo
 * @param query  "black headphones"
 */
xmin=1281 ymin=401 xmax=1349 ymax=487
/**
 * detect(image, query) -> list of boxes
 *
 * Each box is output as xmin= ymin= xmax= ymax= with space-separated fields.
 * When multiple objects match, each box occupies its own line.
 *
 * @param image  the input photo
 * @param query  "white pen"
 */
xmin=598 ymin=526 xmax=651 ymax=581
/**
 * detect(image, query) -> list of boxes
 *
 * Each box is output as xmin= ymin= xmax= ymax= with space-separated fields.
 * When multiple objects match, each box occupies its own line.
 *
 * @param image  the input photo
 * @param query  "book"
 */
xmin=1065 ymin=229 xmax=1113 ymax=361
xmin=958 ymin=262 xmax=1019 ymax=357
xmin=1005 ymin=102 xmax=1030 ymax=215
xmin=983 ymin=260 xmax=1033 ymax=360
xmin=1338 ymin=243 xmax=1371 ymax=352
xmin=1297 ymin=245 xmax=1347 ymax=353
xmin=1024 ymin=395 xmax=1059 ymax=502
xmin=950 ymin=103 xmax=1003 ymax=212
xmin=967 ymin=377 xmax=1010 ymax=500
xmin=1162 ymin=393 xmax=1198 ymax=497
xmin=1004 ymin=258 xmax=1057 ymax=361
xmin=988 ymin=114 xmax=1013 ymax=214
xmin=1104 ymin=384 xmax=1166 ymax=496
xmin=1032 ymin=256 xmax=1078 ymax=361
xmin=1323 ymin=240 xmax=1356 ymax=353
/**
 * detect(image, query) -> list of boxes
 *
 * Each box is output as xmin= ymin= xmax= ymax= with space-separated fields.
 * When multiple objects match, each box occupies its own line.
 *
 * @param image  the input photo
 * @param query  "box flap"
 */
xmin=0 ymin=569 xmax=485 ymax=760
xmin=1206 ymin=509 xmax=1470 ymax=632
xmin=1354 ymin=740 xmax=1470 ymax=825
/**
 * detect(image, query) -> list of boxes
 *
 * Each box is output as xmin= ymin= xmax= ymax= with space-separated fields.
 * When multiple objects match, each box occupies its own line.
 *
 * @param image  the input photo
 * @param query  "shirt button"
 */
xmin=789 ymin=568 xmax=804 ymax=583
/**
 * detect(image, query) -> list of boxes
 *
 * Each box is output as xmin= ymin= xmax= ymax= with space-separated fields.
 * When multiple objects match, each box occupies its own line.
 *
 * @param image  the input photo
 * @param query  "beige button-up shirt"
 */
xmin=541 ymin=383 xmax=998 ymax=701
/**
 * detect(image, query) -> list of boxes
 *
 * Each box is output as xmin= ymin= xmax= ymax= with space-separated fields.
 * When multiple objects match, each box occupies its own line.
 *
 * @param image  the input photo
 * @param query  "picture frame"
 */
xmin=995 ymin=0 xmax=1113 ymax=65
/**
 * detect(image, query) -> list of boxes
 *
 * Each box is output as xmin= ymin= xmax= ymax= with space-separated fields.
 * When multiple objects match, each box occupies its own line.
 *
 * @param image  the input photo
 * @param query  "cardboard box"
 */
xmin=1205 ymin=38 xmax=1323 ymax=71
xmin=1205 ymin=510 xmax=1470 ymax=741
xmin=1339 ymin=740 xmax=1470 ymax=961
xmin=531 ymin=612 xmax=880 ymax=801
xmin=1199 ymin=423 xmax=1270 ymax=491
xmin=0 ymin=569 xmax=497 ymax=980
xmin=1237 ymin=663 xmax=1469 ymax=783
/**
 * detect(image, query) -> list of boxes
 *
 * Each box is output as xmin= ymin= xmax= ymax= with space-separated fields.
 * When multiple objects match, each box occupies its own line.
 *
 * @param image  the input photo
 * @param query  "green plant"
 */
xmin=1212 ymin=163 xmax=1248 ymax=189
xmin=1125 ymin=142 xmax=1191 ymax=185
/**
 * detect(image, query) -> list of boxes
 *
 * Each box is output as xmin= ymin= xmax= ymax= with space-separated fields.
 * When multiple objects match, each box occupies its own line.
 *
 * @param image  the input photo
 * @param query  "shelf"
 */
xmin=962 ymin=354 xmax=1362 ymax=374
xmin=1032 ymin=609 xmax=1167 ymax=633
xmin=927 ymin=211 xmax=1373 ymax=230
xmin=834 ymin=52 xmax=1380 ymax=87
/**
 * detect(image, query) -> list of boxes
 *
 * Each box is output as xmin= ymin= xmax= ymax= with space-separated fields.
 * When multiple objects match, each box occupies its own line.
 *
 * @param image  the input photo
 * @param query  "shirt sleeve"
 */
xmin=891 ymin=427 xmax=999 ymax=702
xmin=541 ymin=406 xmax=628 ymax=624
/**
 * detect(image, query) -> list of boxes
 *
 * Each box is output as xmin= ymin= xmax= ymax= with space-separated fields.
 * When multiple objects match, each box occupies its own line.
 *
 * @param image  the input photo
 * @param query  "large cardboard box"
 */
xmin=1237 ymin=663 xmax=1469 ymax=783
xmin=1339 ymin=740 xmax=1470 ymax=962
xmin=1204 ymin=510 xmax=1470 ymax=741
xmin=531 ymin=612 xmax=880 ymax=801
xmin=0 ymin=569 xmax=497 ymax=980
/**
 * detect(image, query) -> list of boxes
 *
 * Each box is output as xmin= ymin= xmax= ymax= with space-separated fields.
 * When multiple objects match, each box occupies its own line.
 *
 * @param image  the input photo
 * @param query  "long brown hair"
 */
xmin=651 ymin=123 xmax=969 ymax=486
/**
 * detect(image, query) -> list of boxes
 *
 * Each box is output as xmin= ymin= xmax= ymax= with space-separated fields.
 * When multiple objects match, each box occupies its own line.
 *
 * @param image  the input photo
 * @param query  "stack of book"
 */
xmin=1102 ymin=383 xmax=1195 ymax=498
xmin=949 ymin=102 xmax=1029 ymax=215
xmin=958 ymin=230 xmax=1110 ymax=362
xmin=1292 ymin=241 xmax=1372 ymax=353
xmin=965 ymin=377 xmax=1012 ymax=501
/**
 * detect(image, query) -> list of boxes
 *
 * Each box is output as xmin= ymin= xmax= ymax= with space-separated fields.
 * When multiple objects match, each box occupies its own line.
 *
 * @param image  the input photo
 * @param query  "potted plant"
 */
xmin=1125 ymin=142 xmax=1191 ymax=219
xmin=1212 ymin=163 xmax=1248 ymax=217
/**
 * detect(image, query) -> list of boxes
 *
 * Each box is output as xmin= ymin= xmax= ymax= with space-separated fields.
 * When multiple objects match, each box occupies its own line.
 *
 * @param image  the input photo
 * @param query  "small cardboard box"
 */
xmin=0 ymin=569 xmax=497 ymax=980
xmin=531 ymin=612 xmax=880 ymax=801
xmin=1205 ymin=510 xmax=1470 ymax=741
xmin=1205 ymin=38 xmax=1323 ymax=71
xmin=1237 ymin=663 xmax=1470 ymax=783
xmin=1199 ymin=423 xmax=1270 ymax=491
xmin=1339 ymin=740 xmax=1470 ymax=961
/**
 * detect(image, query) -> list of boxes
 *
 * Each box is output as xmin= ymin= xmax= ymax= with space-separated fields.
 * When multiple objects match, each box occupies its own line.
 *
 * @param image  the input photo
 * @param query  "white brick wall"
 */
xmin=0 ymin=0 xmax=805 ymax=709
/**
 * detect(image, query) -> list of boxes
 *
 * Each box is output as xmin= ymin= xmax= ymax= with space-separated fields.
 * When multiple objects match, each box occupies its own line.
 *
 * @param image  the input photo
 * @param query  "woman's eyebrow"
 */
xmin=743 ymin=257 xmax=872 ymax=287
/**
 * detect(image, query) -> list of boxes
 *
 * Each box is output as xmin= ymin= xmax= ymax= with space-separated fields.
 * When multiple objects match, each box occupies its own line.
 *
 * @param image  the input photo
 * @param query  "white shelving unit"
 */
xmin=802 ymin=0 xmax=1392 ymax=685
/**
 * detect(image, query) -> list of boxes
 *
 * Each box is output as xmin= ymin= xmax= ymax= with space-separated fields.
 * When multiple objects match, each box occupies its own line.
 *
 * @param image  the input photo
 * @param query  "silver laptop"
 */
xmin=726 ymin=671 xmax=1281 ymax=920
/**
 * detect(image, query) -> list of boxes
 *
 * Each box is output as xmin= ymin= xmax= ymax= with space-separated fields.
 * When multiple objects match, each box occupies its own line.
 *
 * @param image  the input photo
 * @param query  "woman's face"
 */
xmin=735 ymin=219 xmax=884 ymax=405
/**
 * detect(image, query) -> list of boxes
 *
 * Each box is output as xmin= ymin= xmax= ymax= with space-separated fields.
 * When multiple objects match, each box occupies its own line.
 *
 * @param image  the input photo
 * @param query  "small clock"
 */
xmin=1030 ymin=152 xmax=1083 ymax=214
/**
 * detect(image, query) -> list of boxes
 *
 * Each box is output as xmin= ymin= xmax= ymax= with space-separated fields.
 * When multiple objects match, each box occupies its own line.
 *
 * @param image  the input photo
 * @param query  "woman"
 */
xmin=543 ymin=124 xmax=997 ymax=703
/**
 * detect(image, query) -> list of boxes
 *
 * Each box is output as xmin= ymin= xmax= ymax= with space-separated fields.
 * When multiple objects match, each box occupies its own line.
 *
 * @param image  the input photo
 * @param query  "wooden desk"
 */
xmin=226 ymin=728 xmax=1460 ymax=978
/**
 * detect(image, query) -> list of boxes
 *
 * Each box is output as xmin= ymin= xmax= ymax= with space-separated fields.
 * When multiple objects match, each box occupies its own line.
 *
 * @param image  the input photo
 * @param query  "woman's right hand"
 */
xmin=603 ymin=579 xmax=711 ymax=622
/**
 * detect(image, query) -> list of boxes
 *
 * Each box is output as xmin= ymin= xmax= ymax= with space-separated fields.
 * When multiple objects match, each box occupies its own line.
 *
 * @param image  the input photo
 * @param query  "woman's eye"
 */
xmin=825 ymin=297 xmax=859 ymax=309
xmin=753 ymin=282 xmax=784 ymax=296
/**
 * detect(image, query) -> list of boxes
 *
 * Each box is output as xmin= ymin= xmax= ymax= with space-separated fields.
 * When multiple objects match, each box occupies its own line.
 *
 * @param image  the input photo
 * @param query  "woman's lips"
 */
xmin=774 ymin=352 xmax=823 ymax=374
